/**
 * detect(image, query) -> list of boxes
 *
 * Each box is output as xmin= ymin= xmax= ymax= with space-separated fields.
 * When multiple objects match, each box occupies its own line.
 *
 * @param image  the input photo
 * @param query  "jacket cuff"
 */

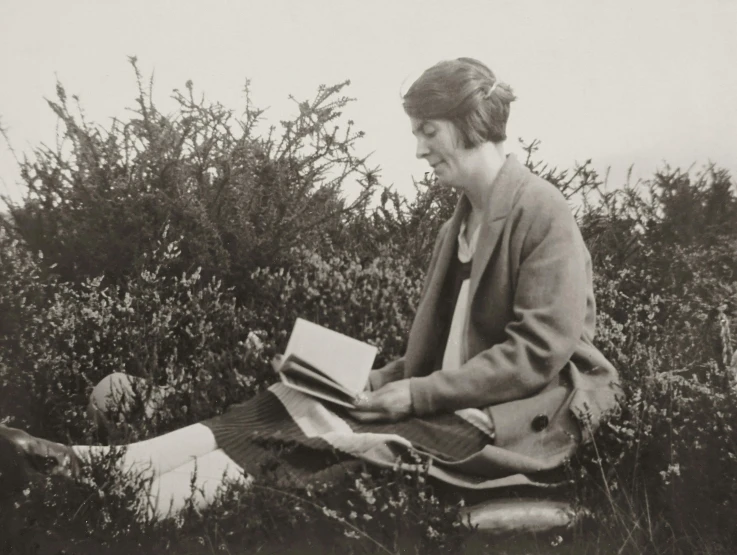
xmin=409 ymin=375 xmax=437 ymax=416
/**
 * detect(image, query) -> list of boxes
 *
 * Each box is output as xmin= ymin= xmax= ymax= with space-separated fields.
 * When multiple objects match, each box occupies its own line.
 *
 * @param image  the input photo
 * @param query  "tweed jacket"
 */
xmin=369 ymin=153 xmax=620 ymax=475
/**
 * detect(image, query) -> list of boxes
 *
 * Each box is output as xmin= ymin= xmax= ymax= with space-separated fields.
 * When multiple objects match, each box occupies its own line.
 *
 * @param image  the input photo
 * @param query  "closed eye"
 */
xmin=410 ymin=119 xmax=437 ymax=139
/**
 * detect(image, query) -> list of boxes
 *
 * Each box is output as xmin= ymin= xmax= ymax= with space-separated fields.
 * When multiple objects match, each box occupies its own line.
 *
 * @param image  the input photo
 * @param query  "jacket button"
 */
xmin=532 ymin=414 xmax=549 ymax=432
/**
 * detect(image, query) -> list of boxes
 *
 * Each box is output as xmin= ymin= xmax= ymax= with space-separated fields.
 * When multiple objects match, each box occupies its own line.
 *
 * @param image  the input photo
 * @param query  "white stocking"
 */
xmin=146 ymin=448 xmax=251 ymax=520
xmin=72 ymin=423 xmax=250 ymax=520
xmin=72 ymin=423 xmax=219 ymax=477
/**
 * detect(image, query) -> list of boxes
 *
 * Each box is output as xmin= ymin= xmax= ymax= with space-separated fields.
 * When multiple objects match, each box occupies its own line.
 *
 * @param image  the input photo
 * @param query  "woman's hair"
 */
xmin=402 ymin=57 xmax=517 ymax=147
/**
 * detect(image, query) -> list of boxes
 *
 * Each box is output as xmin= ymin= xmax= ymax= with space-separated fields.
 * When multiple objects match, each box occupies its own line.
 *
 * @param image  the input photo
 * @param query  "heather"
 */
xmin=1 ymin=60 xmax=736 ymax=554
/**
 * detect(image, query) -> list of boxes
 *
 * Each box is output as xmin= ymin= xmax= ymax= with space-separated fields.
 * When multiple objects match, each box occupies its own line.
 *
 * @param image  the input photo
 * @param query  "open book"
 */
xmin=277 ymin=318 xmax=378 ymax=408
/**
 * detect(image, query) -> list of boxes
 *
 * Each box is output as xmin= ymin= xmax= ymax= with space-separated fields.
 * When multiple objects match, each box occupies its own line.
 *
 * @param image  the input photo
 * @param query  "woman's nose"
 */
xmin=415 ymin=138 xmax=429 ymax=159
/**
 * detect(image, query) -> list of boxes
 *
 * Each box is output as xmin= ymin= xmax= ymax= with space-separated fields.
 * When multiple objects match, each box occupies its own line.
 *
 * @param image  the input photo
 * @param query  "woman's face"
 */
xmin=410 ymin=117 xmax=470 ymax=187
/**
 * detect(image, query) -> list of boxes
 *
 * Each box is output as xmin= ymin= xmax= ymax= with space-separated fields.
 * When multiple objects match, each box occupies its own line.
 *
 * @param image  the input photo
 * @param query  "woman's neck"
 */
xmin=461 ymin=141 xmax=506 ymax=224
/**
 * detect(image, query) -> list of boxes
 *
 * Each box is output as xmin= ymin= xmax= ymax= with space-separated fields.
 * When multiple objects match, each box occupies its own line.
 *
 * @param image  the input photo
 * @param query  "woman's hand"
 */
xmin=349 ymin=379 xmax=413 ymax=423
xmin=271 ymin=354 xmax=284 ymax=374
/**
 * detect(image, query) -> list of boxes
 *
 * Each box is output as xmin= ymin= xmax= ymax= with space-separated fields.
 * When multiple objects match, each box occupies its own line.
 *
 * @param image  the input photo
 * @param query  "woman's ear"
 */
xmin=449 ymin=121 xmax=470 ymax=150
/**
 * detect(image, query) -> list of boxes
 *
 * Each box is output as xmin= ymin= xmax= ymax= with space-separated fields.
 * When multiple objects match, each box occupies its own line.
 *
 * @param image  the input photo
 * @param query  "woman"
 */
xmin=0 ymin=57 xmax=619 ymax=519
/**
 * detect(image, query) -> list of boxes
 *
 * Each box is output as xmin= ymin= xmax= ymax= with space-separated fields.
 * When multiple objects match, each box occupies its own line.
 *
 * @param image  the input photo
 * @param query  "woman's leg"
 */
xmin=87 ymin=372 xmax=174 ymax=437
xmin=3 ymin=373 xmax=252 ymax=520
xmin=72 ymin=432 xmax=250 ymax=521
xmin=146 ymin=449 xmax=251 ymax=520
xmin=84 ymin=373 xmax=252 ymax=519
xmin=72 ymin=423 xmax=219 ymax=478
xmin=84 ymin=373 xmax=219 ymax=475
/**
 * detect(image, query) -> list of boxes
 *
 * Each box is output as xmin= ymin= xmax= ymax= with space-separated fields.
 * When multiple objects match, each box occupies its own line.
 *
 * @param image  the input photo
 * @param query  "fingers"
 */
xmin=350 ymin=393 xmax=388 ymax=420
xmin=353 ymin=392 xmax=379 ymax=412
xmin=348 ymin=409 xmax=404 ymax=423
xmin=347 ymin=410 xmax=388 ymax=422
xmin=350 ymin=381 xmax=412 ymax=423
xmin=271 ymin=354 xmax=284 ymax=373
xmin=353 ymin=395 xmax=392 ymax=414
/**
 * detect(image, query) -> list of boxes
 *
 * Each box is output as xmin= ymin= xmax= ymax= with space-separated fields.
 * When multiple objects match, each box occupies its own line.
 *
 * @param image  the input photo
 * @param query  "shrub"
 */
xmin=570 ymin=343 xmax=737 ymax=553
xmin=0 ymin=227 xmax=266 ymax=443
xmin=3 ymin=58 xmax=379 ymax=300
xmin=249 ymin=246 xmax=423 ymax=367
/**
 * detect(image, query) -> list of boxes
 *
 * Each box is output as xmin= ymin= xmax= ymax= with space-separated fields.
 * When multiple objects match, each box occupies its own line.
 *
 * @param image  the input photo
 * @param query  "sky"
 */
xmin=1 ymin=0 xmax=736 ymax=205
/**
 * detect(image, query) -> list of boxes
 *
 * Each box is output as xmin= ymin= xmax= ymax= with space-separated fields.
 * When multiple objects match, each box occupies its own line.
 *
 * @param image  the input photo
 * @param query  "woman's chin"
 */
xmin=435 ymin=175 xmax=458 ymax=189
xmin=432 ymin=170 xmax=447 ymax=184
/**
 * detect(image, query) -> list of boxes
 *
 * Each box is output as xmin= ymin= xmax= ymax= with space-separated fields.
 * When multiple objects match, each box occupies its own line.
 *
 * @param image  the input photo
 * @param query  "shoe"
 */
xmin=0 ymin=435 xmax=36 ymax=497
xmin=0 ymin=425 xmax=81 ymax=478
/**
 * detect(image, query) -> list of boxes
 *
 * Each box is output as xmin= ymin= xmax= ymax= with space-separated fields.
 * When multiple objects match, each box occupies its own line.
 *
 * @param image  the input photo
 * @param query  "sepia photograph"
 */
xmin=1 ymin=1 xmax=736 ymax=553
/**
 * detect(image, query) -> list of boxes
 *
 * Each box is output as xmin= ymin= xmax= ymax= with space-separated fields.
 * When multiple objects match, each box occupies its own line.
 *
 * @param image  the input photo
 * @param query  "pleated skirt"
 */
xmin=201 ymin=383 xmax=495 ymax=488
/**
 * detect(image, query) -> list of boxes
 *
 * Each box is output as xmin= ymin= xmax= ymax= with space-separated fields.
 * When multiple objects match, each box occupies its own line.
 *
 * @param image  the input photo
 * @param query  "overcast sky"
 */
xmin=1 ymin=0 xmax=736 ymax=204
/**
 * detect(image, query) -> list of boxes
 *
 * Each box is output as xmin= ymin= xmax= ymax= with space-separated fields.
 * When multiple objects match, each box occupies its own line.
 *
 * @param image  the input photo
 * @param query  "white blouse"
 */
xmin=442 ymin=217 xmax=496 ymax=439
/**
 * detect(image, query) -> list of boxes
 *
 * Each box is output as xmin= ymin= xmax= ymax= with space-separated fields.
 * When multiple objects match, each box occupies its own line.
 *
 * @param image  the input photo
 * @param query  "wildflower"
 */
xmin=344 ymin=530 xmax=361 ymax=539
xmin=321 ymin=506 xmax=339 ymax=520
xmin=354 ymin=478 xmax=376 ymax=505
xmin=245 ymin=331 xmax=264 ymax=353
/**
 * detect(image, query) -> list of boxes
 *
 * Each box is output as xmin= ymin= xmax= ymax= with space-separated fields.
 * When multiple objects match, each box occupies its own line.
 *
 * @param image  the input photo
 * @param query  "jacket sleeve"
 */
xmin=368 ymin=222 xmax=450 ymax=392
xmin=409 ymin=187 xmax=588 ymax=416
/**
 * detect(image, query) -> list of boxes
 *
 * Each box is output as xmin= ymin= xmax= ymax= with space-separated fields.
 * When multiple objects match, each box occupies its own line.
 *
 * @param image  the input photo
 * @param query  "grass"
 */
xmin=2 ymin=434 xmax=733 ymax=555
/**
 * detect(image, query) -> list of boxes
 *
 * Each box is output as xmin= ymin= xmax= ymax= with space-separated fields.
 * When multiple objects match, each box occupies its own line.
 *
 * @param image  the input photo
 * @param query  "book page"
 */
xmin=282 ymin=318 xmax=377 ymax=394
xmin=281 ymin=355 xmax=354 ymax=397
xmin=279 ymin=371 xmax=357 ymax=408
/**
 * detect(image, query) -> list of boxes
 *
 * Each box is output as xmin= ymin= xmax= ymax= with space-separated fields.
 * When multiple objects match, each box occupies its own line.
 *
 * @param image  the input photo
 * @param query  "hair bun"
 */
xmin=485 ymin=81 xmax=499 ymax=99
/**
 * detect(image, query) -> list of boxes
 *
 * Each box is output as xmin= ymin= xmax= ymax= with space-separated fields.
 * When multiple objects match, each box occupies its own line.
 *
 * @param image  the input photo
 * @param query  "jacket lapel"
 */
xmin=406 ymin=154 xmax=529 ymax=372
xmin=467 ymin=154 xmax=529 ymax=304
xmin=405 ymin=196 xmax=467 ymax=368
xmin=429 ymin=195 xmax=468 ymax=298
